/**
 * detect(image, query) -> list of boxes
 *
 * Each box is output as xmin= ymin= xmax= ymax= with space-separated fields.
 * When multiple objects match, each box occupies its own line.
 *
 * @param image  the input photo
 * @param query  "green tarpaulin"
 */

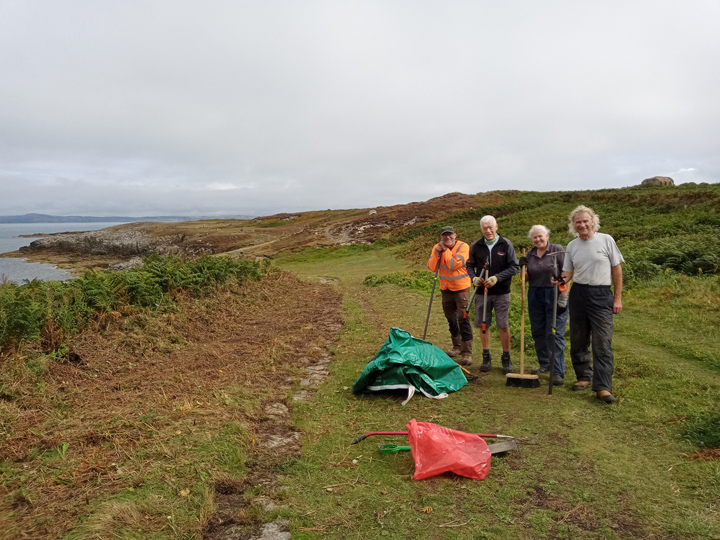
xmin=352 ymin=327 xmax=467 ymax=405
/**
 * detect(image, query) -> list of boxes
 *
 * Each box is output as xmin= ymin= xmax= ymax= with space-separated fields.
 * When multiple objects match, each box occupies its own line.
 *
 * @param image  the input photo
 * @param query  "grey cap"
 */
xmin=440 ymin=226 xmax=455 ymax=235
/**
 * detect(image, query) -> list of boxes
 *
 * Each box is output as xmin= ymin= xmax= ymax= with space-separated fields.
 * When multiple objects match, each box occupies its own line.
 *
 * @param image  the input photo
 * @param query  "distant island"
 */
xmin=0 ymin=213 xmax=254 ymax=224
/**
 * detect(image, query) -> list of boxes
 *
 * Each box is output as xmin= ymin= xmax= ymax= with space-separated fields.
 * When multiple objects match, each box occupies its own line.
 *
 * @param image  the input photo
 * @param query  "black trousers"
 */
xmin=569 ymin=284 xmax=614 ymax=393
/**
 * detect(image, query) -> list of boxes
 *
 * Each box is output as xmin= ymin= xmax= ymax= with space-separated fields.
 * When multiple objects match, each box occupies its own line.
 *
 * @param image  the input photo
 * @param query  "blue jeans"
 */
xmin=528 ymin=287 xmax=568 ymax=377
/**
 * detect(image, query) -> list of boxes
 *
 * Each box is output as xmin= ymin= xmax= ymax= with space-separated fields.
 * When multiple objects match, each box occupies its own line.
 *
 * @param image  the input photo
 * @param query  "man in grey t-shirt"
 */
xmin=560 ymin=205 xmax=624 ymax=404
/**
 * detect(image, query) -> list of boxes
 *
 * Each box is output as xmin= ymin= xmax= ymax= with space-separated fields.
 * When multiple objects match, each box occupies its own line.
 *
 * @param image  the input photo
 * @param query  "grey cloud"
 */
xmin=1 ymin=1 xmax=718 ymax=217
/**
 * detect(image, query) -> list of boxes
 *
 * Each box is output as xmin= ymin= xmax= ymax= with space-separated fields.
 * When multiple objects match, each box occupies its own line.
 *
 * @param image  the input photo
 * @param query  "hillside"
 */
xmin=4 ymin=183 xmax=719 ymax=280
xmin=1 ymin=183 xmax=719 ymax=539
xmin=2 ymin=192 xmax=498 ymax=272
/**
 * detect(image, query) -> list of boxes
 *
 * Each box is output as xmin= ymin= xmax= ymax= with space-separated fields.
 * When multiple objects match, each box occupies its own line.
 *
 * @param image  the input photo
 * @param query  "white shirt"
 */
xmin=563 ymin=232 xmax=624 ymax=286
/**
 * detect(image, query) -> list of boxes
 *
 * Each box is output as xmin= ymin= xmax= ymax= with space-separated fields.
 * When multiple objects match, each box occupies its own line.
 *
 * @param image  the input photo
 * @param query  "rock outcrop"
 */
xmin=641 ymin=176 xmax=675 ymax=187
xmin=19 ymin=228 xmax=197 ymax=257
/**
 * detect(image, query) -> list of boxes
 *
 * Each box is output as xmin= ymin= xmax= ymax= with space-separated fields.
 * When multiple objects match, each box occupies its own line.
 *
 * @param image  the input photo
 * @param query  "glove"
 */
xmin=472 ymin=276 xmax=483 ymax=287
xmin=518 ymin=256 xmax=528 ymax=267
xmin=557 ymin=294 xmax=568 ymax=315
xmin=485 ymin=276 xmax=498 ymax=287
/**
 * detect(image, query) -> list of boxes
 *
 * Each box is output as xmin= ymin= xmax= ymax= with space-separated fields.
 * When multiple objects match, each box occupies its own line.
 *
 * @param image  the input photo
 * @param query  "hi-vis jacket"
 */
xmin=428 ymin=241 xmax=471 ymax=291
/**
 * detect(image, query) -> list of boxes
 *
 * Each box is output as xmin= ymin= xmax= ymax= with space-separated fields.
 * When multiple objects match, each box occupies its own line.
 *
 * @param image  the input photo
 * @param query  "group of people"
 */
xmin=427 ymin=205 xmax=624 ymax=404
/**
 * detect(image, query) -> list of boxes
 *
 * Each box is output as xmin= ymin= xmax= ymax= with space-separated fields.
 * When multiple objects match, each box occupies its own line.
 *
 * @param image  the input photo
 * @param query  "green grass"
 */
xmin=275 ymin=241 xmax=720 ymax=539
xmin=3 ymin=184 xmax=720 ymax=538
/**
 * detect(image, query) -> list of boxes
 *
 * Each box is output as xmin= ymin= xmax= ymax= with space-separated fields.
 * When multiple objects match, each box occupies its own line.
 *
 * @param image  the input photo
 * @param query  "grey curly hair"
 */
xmin=568 ymin=205 xmax=601 ymax=236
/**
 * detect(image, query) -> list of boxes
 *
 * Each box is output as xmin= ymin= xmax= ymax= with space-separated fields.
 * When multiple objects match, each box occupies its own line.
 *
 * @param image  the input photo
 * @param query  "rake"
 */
xmin=353 ymin=429 xmax=517 ymax=455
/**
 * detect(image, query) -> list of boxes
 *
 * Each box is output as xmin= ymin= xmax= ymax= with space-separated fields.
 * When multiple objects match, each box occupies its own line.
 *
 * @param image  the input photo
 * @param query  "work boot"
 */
xmin=457 ymin=339 xmax=473 ymax=366
xmin=479 ymin=351 xmax=492 ymax=372
xmin=445 ymin=335 xmax=462 ymax=358
xmin=501 ymin=352 xmax=513 ymax=374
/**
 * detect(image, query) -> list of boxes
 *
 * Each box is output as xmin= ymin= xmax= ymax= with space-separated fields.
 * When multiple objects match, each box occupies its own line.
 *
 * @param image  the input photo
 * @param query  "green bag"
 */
xmin=352 ymin=327 xmax=467 ymax=405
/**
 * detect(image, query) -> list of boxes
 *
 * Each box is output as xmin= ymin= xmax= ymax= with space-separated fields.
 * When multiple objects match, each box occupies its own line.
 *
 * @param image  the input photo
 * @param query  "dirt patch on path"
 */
xmin=0 ymin=272 xmax=343 ymax=539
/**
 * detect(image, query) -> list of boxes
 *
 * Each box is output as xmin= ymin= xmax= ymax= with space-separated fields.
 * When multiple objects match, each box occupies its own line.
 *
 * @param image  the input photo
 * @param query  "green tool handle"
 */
xmin=379 ymin=444 xmax=412 ymax=453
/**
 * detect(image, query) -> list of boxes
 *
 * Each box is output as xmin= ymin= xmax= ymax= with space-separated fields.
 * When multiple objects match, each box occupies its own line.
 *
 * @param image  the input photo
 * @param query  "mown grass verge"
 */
xmin=275 ymin=217 xmax=720 ymax=538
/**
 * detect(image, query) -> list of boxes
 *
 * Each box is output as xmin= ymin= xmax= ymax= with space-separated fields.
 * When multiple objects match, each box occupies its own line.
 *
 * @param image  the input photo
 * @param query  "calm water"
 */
xmin=0 ymin=222 xmax=127 ymax=284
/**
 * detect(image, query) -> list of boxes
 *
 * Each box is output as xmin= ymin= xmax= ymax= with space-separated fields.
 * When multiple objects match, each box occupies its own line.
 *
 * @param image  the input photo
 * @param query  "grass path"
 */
xmin=275 ymin=248 xmax=720 ymax=539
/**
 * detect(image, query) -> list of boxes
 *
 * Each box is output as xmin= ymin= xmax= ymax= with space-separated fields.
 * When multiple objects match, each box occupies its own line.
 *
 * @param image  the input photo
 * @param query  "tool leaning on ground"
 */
xmin=506 ymin=248 xmax=540 ymax=388
xmin=479 ymin=261 xmax=490 ymax=335
xmin=353 ymin=428 xmax=517 ymax=457
xmin=548 ymin=251 xmax=569 ymax=395
xmin=422 ymin=264 xmax=440 ymax=341
xmin=352 ymin=429 xmax=514 ymax=444
xmin=352 ymin=419 xmax=517 ymax=480
xmin=421 ymin=258 xmax=473 ymax=376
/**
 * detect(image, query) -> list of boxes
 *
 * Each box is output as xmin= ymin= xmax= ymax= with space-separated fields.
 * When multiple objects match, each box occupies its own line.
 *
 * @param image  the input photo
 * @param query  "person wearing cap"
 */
xmin=467 ymin=215 xmax=520 ymax=373
xmin=427 ymin=226 xmax=473 ymax=365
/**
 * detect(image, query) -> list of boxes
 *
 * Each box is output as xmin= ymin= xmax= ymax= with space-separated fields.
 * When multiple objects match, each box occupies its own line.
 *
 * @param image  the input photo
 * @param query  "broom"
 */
xmin=506 ymin=249 xmax=540 ymax=388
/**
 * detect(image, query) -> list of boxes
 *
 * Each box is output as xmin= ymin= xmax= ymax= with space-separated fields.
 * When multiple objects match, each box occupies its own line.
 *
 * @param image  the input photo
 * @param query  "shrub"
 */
xmin=0 ymin=255 xmax=262 ymax=352
xmin=364 ymin=270 xmax=437 ymax=293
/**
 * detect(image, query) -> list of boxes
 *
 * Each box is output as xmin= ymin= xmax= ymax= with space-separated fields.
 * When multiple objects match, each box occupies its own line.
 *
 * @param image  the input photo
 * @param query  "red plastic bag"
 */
xmin=407 ymin=419 xmax=492 ymax=480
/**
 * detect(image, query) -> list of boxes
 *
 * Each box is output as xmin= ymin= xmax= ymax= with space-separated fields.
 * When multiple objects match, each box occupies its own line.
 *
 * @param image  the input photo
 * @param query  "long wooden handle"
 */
xmin=520 ymin=248 xmax=526 ymax=375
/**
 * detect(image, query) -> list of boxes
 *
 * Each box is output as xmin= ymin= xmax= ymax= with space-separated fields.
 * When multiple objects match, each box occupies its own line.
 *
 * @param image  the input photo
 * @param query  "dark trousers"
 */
xmin=569 ymin=284 xmax=614 ymax=393
xmin=528 ymin=287 xmax=568 ymax=377
xmin=441 ymin=288 xmax=473 ymax=342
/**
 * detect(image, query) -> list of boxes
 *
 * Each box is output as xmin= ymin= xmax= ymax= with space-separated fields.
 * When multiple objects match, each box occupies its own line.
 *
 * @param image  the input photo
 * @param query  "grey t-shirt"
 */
xmin=563 ymin=232 xmax=624 ymax=286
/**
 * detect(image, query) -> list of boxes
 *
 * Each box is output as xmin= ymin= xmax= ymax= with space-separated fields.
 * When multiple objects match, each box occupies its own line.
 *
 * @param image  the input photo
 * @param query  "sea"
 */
xmin=0 ymin=222 xmax=128 ymax=284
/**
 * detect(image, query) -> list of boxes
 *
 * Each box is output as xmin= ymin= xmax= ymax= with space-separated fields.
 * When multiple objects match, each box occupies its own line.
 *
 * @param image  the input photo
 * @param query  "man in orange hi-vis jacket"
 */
xmin=428 ymin=225 xmax=473 ymax=365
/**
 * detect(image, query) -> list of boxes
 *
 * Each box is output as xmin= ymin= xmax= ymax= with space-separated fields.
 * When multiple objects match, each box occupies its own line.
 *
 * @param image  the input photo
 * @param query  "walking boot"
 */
xmin=445 ymin=335 xmax=462 ymax=358
xmin=479 ymin=351 xmax=492 ymax=372
xmin=457 ymin=339 xmax=473 ymax=366
xmin=501 ymin=352 xmax=513 ymax=374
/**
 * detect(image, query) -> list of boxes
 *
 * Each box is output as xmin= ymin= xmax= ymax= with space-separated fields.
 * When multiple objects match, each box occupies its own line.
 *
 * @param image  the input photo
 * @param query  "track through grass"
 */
xmin=275 ymin=246 xmax=720 ymax=539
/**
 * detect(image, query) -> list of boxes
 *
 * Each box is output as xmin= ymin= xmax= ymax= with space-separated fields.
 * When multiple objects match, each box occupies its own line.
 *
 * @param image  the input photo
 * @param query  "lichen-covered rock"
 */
xmin=108 ymin=257 xmax=145 ymax=271
xmin=19 ymin=229 xmax=193 ymax=257
xmin=641 ymin=176 xmax=675 ymax=186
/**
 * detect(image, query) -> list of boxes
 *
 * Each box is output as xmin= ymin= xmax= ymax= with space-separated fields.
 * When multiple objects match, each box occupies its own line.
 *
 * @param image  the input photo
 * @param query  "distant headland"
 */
xmin=0 ymin=213 xmax=254 ymax=224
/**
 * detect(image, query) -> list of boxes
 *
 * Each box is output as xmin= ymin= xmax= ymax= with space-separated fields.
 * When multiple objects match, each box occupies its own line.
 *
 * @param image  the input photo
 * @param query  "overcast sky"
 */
xmin=1 ymin=1 xmax=718 ymax=217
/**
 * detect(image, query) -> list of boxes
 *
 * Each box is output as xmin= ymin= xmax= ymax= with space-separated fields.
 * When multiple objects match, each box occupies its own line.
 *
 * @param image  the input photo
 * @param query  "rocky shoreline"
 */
xmin=18 ymin=227 xmax=192 ymax=258
xmin=2 ymin=191 xmax=492 ymax=274
xmin=2 ymin=224 xmax=211 ymax=274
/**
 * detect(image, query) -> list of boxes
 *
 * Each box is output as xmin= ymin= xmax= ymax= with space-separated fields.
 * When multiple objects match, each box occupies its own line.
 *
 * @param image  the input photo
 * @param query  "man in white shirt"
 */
xmin=560 ymin=205 xmax=624 ymax=404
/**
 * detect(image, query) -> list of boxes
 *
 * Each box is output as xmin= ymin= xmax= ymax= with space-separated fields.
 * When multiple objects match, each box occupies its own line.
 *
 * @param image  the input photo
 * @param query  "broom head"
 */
xmin=505 ymin=373 xmax=540 ymax=388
